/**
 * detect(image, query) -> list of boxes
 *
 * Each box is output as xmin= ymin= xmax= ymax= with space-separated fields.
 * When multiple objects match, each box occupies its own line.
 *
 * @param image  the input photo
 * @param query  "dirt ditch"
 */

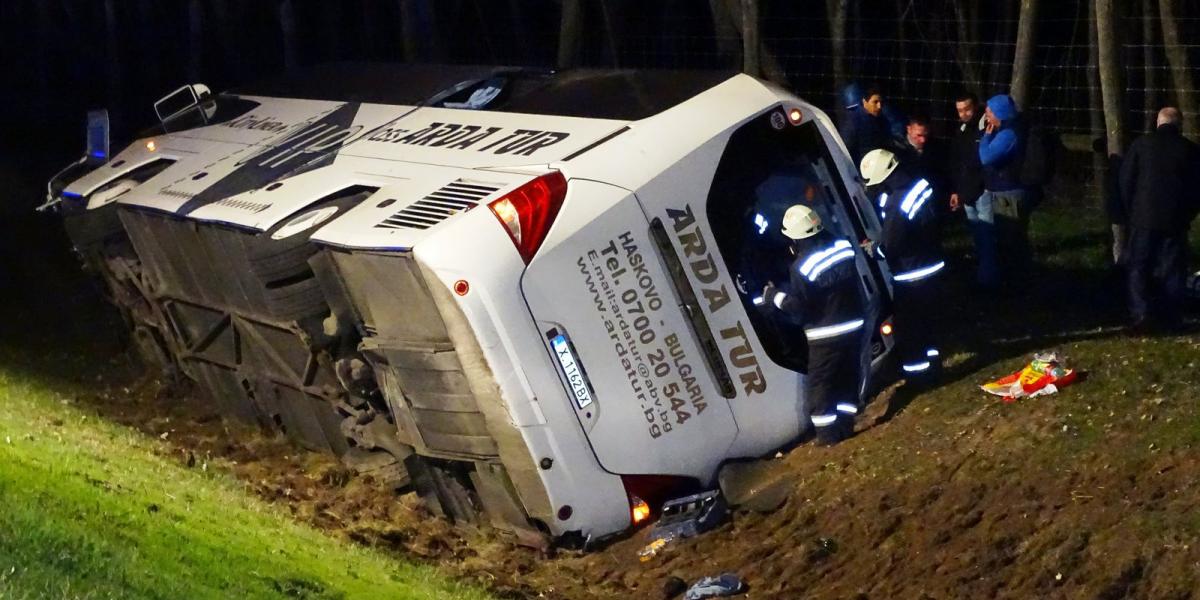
xmin=71 ymin=349 xmax=1200 ymax=600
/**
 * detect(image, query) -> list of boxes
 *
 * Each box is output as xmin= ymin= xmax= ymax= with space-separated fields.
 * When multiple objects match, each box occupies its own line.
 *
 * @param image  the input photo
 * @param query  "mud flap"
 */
xmin=470 ymin=463 xmax=548 ymax=547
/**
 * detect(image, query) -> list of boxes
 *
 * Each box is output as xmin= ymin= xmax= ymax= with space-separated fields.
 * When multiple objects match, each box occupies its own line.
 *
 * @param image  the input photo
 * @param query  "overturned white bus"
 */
xmin=48 ymin=64 xmax=895 ymax=544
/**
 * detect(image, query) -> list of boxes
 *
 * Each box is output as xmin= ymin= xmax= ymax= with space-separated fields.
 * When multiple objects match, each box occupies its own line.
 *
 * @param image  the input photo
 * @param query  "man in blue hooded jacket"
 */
xmin=838 ymin=82 xmax=865 ymax=129
xmin=978 ymin=94 xmax=1028 ymax=287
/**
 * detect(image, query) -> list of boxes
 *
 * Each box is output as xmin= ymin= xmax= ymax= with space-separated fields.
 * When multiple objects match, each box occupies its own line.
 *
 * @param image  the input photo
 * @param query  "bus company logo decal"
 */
xmin=367 ymin=121 xmax=571 ymax=157
xmin=665 ymin=203 xmax=766 ymax=396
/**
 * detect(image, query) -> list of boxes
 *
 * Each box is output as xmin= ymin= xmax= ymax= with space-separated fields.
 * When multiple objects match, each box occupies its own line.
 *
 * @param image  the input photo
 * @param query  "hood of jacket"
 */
xmin=842 ymin=82 xmax=865 ymax=109
xmin=986 ymin=94 xmax=1018 ymax=122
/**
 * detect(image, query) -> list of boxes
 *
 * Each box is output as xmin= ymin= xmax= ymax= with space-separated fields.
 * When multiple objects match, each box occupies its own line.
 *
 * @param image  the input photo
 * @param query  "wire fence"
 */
xmin=592 ymin=5 xmax=1200 ymax=203
xmin=9 ymin=0 xmax=1200 ymax=203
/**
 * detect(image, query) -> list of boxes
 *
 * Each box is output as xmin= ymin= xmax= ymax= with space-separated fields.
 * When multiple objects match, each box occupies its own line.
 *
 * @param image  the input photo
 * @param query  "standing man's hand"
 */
xmin=949 ymin=193 xmax=961 ymax=211
xmin=859 ymin=238 xmax=876 ymax=257
xmin=985 ymin=119 xmax=997 ymax=135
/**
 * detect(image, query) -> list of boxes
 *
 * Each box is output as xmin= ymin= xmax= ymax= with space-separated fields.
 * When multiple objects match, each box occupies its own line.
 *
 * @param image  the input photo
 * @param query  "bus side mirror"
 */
xmin=85 ymin=109 xmax=110 ymax=165
xmin=153 ymin=83 xmax=212 ymax=126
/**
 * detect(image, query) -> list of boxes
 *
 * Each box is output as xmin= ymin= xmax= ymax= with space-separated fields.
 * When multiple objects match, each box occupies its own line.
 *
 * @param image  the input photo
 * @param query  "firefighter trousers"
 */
xmin=806 ymin=335 xmax=861 ymax=442
xmin=892 ymin=278 xmax=941 ymax=380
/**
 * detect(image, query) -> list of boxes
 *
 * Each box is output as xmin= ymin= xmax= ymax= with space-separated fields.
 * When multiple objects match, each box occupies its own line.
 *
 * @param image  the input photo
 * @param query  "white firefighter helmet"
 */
xmin=860 ymin=148 xmax=899 ymax=186
xmin=781 ymin=204 xmax=823 ymax=240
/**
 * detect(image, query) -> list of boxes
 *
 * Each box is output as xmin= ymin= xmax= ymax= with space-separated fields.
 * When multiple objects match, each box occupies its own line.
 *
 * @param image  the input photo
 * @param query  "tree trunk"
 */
xmin=850 ymin=0 xmax=862 ymax=75
xmin=598 ymin=0 xmax=620 ymax=67
xmin=360 ymin=0 xmax=382 ymax=58
xmin=472 ymin=0 xmax=499 ymax=64
xmin=1158 ymin=0 xmax=1199 ymax=138
xmin=103 ymin=0 xmax=123 ymax=117
xmin=211 ymin=0 xmax=241 ymax=79
xmin=34 ymin=0 xmax=54 ymax=128
xmin=1010 ymin=0 xmax=1039 ymax=109
xmin=929 ymin=19 xmax=951 ymax=123
xmin=319 ymin=2 xmax=343 ymax=60
xmin=712 ymin=0 xmax=786 ymax=83
xmin=708 ymin=0 xmax=742 ymax=69
xmin=893 ymin=0 xmax=908 ymax=99
xmin=400 ymin=0 xmax=440 ymax=62
xmin=952 ymin=0 xmax=983 ymax=97
xmin=187 ymin=0 xmax=203 ymax=80
xmin=1087 ymin=1 xmax=1106 ymax=195
xmin=826 ymin=0 xmax=847 ymax=97
xmin=1095 ymin=0 xmax=1126 ymax=155
xmin=278 ymin=0 xmax=299 ymax=73
xmin=506 ymin=0 xmax=530 ymax=63
xmin=741 ymin=0 xmax=760 ymax=76
xmin=400 ymin=0 xmax=418 ymax=61
xmin=988 ymin=0 xmax=1018 ymax=90
xmin=556 ymin=0 xmax=584 ymax=68
xmin=135 ymin=0 xmax=163 ymax=94
xmin=1141 ymin=0 xmax=1158 ymax=133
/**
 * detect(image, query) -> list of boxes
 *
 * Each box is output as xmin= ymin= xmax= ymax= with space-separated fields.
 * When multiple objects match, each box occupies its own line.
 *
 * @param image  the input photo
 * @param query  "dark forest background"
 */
xmin=2 ymin=0 xmax=1200 ymax=215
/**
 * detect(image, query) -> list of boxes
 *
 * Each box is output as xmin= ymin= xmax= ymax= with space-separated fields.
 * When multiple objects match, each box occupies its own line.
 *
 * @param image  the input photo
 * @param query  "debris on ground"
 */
xmin=684 ymin=573 xmax=745 ymax=599
xmin=651 ymin=490 xmax=728 ymax=540
xmin=638 ymin=535 xmax=675 ymax=562
xmin=981 ymin=351 xmax=1078 ymax=401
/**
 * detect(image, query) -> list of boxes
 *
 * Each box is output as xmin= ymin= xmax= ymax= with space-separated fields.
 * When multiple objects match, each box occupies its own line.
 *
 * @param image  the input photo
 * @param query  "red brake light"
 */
xmin=620 ymin=474 xmax=697 ymax=528
xmin=488 ymin=171 xmax=568 ymax=264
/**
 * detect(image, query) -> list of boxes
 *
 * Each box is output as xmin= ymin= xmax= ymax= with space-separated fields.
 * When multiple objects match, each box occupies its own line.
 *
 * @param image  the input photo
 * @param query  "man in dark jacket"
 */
xmin=979 ymin=94 xmax=1028 ymax=287
xmin=1119 ymin=107 xmax=1200 ymax=332
xmin=839 ymin=88 xmax=892 ymax=164
xmin=948 ymin=93 xmax=995 ymax=289
xmin=949 ymin=93 xmax=985 ymax=212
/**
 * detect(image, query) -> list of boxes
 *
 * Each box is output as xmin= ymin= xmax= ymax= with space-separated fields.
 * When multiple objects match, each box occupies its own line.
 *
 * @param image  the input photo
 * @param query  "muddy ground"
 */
xmin=70 ymin=286 xmax=1200 ymax=600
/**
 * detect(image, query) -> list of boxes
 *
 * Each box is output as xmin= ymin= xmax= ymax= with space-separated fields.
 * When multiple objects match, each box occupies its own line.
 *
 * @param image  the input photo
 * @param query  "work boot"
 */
xmin=838 ymin=415 xmax=856 ymax=440
xmin=814 ymin=418 xmax=846 ymax=447
xmin=835 ymin=402 xmax=859 ymax=439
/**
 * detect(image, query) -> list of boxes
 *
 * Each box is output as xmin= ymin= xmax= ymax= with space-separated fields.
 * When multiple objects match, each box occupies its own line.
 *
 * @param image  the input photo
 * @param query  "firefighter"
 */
xmin=860 ymin=148 xmax=945 ymax=383
xmin=757 ymin=205 xmax=866 ymax=445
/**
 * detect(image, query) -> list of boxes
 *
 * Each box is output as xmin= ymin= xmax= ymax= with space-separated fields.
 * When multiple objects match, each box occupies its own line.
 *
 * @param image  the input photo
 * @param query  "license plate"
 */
xmin=551 ymin=334 xmax=594 ymax=410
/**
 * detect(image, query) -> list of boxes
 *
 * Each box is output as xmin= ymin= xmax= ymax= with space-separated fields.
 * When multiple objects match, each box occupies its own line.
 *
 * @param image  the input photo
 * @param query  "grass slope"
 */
xmin=0 ymin=362 xmax=492 ymax=600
